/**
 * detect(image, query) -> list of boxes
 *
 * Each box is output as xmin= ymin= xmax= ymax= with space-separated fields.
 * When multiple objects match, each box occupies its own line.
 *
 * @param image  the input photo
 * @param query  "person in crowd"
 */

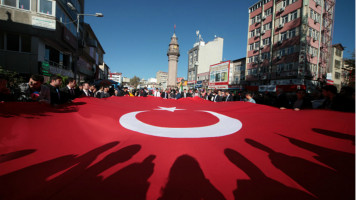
xmin=89 ymin=85 xmax=96 ymax=97
xmin=181 ymin=89 xmax=189 ymax=98
xmin=338 ymin=86 xmax=355 ymax=112
xmin=225 ymin=91 xmax=233 ymax=102
xmin=118 ymin=87 xmax=130 ymax=96
xmin=81 ymin=83 xmax=92 ymax=97
xmin=0 ymin=77 xmax=11 ymax=102
xmin=153 ymin=88 xmax=161 ymax=97
xmin=205 ymin=90 xmax=212 ymax=101
xmin=161 ymin=89 xmax=169 ymax=99
xmin=188 ymin=89 xmax=194 ymax=98
xmin=95 ymin=86 xmax=104 ymax=98
xmin=141 ymin=87 xmax=149 ymax=97
xmin=320 ymin=85 xmax=344 ymax=111
xmin=14 ymin=74 xmax=50 ymax=103
xmin=292 ymin=89 xmax=312 ymax=111
xmin=114 ymin=89 xmax=119 ymax=96
xmin=193 ymin=89 xmax=201 ymax=98
xmin=245 ymin=92 xmax=256 ymax=104
xmin=274 ymin=88 xmax=290 ymax=109
xmin=60 ymin=78 xmax=77 ymax=102
xmin=175 ymin=90 xmax=182 ymax=99
xmin=48 ymin=75 xmax=63 ymax=105
xmin=170 ymin=89 xmax=176 ymax=99
xmin=100 ymin=85 xmax=111 ymax=98
xmin=213 ymin=90 xmax=223 ymax=102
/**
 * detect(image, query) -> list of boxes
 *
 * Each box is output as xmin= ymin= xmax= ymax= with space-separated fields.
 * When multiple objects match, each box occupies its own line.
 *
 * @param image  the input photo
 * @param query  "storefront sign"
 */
xmin=32 ymin=16 xmax=56 ymax=30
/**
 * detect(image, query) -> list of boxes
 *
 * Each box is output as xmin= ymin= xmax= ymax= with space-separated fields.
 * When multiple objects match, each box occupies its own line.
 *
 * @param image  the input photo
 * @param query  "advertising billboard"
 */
xmin=208 ymin=61 xmax=230 ymax=89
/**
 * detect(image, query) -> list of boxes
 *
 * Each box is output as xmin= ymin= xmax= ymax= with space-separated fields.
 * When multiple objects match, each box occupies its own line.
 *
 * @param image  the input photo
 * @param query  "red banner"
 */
xmin=0 ymin=97 xmax=354 ymax=199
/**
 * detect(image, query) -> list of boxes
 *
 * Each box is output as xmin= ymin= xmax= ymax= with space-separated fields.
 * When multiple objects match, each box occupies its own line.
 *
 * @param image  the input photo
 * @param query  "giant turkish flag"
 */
xmin=0 ymin=96 xmax=354 ymax=199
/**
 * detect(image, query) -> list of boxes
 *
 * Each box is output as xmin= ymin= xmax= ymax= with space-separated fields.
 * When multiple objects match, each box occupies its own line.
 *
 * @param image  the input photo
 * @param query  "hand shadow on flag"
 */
xmin=224 ymin=148 xmax=316 ymax=200
xmin=0 ymin=102 xmax=87 ymax=118
xmin=312 ymin=128 xmax=355 ymax=145
xmin=245 ymin=137 xmax=355 ymax=200
xmin=158 ymin=155 xmax=226 ymax=200
xmin=0 ymin=149 xmax=36 ymax=164
xmin=0 ymin=141 xmax=126 ymax=200
xmin=34 ymin=145 xmax=155 ymax=200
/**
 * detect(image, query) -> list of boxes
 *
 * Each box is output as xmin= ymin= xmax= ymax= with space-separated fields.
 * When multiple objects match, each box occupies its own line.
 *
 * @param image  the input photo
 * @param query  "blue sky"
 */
xmin=85 ymin=0 xmax=355 ymax=80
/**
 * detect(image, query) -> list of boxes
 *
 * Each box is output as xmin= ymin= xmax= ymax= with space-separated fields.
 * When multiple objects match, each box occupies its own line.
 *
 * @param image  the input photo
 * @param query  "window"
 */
xmin=249 ymin=44 xmax=254 ymax=51
xmin=250 ymin=31 xmax=255 ymax=38
xmin=290 ymin=10 xmax=298 ymax=21
xmin=263 ymin=37 xmax=271 ymax=45
xmin=249 ymin=57 xmax=254 ymax=63
xmin=39 ymin=0 xmax=53 ymax=15
xmin=335 ymin=60 xmax=341 ymax=69
xmin=262 ymin=52 xmax=270 ymax=59
xmin=263 ymin=23 xmax=272 ymax=31
xmin=4 ymin=0 xmax=16 ymax=7
xmin=277 ymin=64 xmax=284 ymax=72
xmin=251 ymin=17 xmax=256 ymax=24
xmin=256 ymin=14 xmax=261 ymax=22
xmin=336 ymin=49 xmax=342 ymax=57
xmin=21 ymin=35 xmax=31 ymax=52
xmin=280 ymin=49 xmax=286 ymax=56
xmin=19 ymin=0 xmax=30 ymax=10
xmin=7 ymin=33 xmax=19 ymax=51
xmin=256 ymin=28 xmax=261 ymax=34
xmin=282 ymin=14 xmax=289 ymax=24
xmin=287 ymin=46 xmax=295 ymax=54
xmin=265 ymin=8 xmax=272 ymax=16
xmin=335 ymin=72 xmax=340 ymax=79
xmin=286 ymin=63 xmax=294 ymax=71
xmin=282 ymin=0 xmax=288 ymax=7
xmin=255 ymin=41 xmax=260 ymax=49
xmin=281 ymin=31 xmax=288 ymax=41
xmin=289 ymin=28 xmax=296 ymax=38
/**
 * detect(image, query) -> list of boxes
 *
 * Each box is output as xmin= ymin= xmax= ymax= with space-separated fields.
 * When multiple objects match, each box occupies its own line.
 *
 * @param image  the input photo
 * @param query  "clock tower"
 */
xmin=167 ymin=29 xmax=180 ymax=88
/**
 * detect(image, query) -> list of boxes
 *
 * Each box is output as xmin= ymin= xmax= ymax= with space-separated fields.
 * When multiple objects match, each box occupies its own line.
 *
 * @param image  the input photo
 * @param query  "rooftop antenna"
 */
xmin=174 ymin=24 xmax=176 ymax=34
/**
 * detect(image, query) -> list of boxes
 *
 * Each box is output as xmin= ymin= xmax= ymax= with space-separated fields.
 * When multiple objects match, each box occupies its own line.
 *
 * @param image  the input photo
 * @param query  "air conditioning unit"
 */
xmin=277 ymin=55 xmax=282 ymax=60
xmin=278 ymin=40 xmax=283 ymax=45
xmin=316 ymin=2 xmax=320 ymax=7
xmin=262 ymin=16 xmax=266 ymax=20
xmin=314 ymin=20 xmax=318 ymax=24
xmin=256 ymin=19 xmax=261 ymax=23
xmin=260 ymin=45 xmax=264 ymax=49
xmin=280 ymin=7 xmax=285 ymax=12
xmin=255 ymin=33 xmax=260 ymax=37
xmin=311 ymin=54 xmax=314 ymax=58
xmin=261 ymin=30 xmax=266 ymax=35
xmin=313 ymin=37 xmax=317 ymax=42
xmin=278 ymin=23 xmax=284 ymax=28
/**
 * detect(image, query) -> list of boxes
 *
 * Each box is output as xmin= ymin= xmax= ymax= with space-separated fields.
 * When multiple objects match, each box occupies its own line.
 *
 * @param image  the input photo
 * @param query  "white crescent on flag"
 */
xmin=119 ymin=107 xmax=243 ymax=138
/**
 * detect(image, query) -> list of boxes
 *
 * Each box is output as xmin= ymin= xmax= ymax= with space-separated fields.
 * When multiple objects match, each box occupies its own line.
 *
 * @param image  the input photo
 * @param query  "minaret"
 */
xmin=167 ymin=26 xmax=180 ymax=88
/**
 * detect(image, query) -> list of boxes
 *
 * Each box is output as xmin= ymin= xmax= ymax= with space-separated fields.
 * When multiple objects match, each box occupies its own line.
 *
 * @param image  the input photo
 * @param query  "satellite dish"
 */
xmin=196 ymin=30 xmax=199 ymax=36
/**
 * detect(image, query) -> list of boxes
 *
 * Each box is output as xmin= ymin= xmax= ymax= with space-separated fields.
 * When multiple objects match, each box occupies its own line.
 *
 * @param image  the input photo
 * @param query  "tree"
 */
xmin=130 ymin=76 xmax=141 ymax=89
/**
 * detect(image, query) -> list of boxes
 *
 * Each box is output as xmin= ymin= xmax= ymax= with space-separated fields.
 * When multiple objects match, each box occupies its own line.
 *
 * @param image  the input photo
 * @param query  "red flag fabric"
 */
xmin=0 ymin=96 xmax=354 ymax=199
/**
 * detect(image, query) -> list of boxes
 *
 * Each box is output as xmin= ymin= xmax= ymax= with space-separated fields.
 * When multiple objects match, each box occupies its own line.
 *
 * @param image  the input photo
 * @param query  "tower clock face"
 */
xmin=172 ymin=45 xmax=178 ymax=49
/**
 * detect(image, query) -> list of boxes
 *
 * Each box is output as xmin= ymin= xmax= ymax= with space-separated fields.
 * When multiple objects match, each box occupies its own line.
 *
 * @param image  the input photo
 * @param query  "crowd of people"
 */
xmin=0 ymin=74 xmax=354 ymax=112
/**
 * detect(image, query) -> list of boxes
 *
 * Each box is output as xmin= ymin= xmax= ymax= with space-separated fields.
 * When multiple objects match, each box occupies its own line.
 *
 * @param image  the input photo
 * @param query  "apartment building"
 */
xmin=246 ymin=0 xmax=335 ymax=91
xmin=0 ymin=0 xmax=105 ymax=83
xmin=327 ymin=43 xmax=344 ymax=91
xmin=156 ymin=70 xmax=168 ymax=85
xmin=187 ymin=34 xmax=223 ymax=88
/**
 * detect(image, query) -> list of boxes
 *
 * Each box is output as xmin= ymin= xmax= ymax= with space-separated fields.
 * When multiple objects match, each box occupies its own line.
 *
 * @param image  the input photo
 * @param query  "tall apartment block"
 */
xmin=187 ymin=34 xmax=223 ymax=88
xmin=246 ymin=0 xmax=335 ymax=91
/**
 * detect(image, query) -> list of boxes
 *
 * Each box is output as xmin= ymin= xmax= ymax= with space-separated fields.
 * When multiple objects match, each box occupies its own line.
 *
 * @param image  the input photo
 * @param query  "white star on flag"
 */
xmin=154 ymin=107 xmax=185 ymax=112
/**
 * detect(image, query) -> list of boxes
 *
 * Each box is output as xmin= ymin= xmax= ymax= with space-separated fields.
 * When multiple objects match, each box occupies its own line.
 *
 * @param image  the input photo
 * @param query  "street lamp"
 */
xmin=67 ymin=2 xmax=103 ymax=34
